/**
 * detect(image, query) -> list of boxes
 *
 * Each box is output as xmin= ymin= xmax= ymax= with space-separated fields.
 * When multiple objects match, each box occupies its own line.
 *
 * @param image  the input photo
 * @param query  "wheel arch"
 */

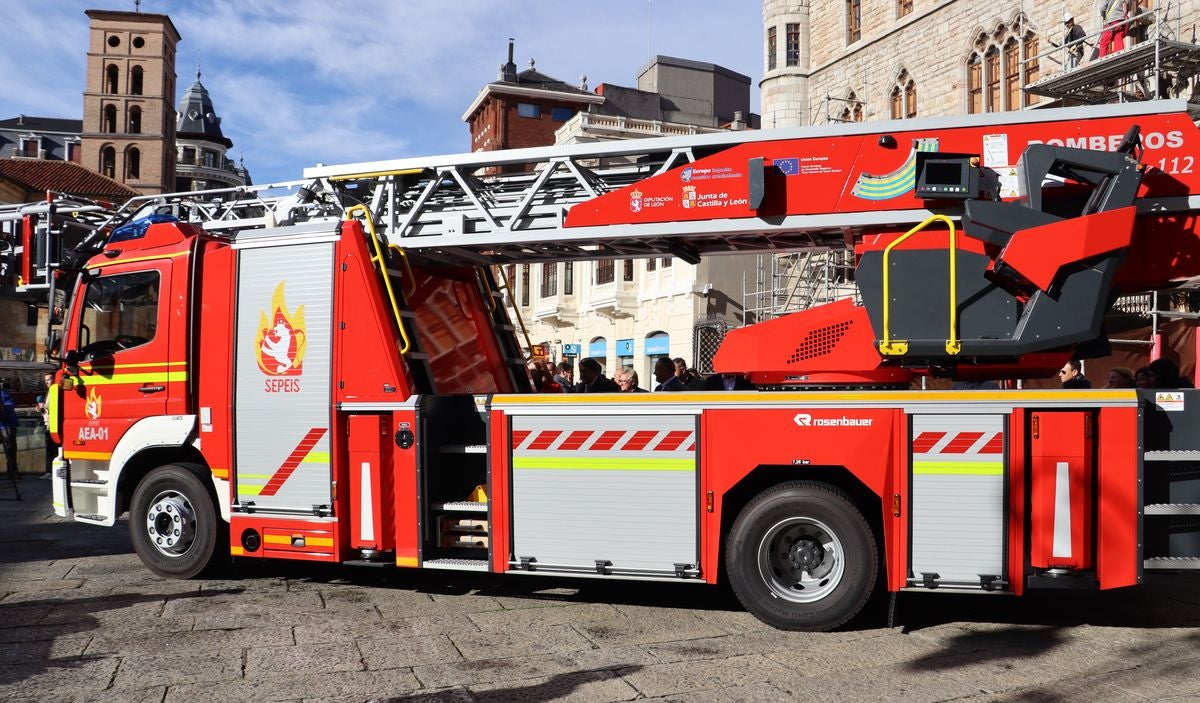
xmin=717 ymin=464 xmax=884 ymax=585
xmin=116 ymin=444 xmax=210 ymax=517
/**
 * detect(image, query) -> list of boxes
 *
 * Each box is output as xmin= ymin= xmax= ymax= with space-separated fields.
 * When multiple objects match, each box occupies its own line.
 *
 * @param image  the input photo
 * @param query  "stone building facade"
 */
xmin=175 ymin=67 xmax=251 ymax=191
xmin=80 ymin=9 xmax=180 ymax=195
xmin=761 ymin=0 xmax=1176 ymax=128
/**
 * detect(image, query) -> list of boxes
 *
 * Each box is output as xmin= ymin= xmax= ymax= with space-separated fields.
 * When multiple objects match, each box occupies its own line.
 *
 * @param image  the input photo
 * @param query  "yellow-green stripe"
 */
xmin=513 ymin=456 xmax=694 ymax=471
xmin=913 ymin=461 xmax=1003 ymax=476
xmin=77 ymin=372 xmax=187 ymax=386
xmin=302 ymin=451 xmax=330 ymax=464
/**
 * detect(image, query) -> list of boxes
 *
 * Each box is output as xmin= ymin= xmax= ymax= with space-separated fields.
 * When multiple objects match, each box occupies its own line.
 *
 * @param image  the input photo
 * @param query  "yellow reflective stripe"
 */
xmin=238 ymin=473 xmax=272 ymax=480
xmin=262 ymin=534 xmax=333 ymax=547
xmin=77 ymin=372 xmax=187 ymax=386
xmin=230 ymin=546 xmax=245 ymax=556
xmin=52 ymin=502 xmax=64 ymax=509
xmin=48 ymin=383 xmax=59 ymax=435
xmin=64 ymin=451 xmax=112 ymax=460
xmin=211 ymin=468 xmax=229 ymax=479
xmin=85 ymin=250 xmax=189 ymax=269
xmin=913 ymin=461 xmax=1004 ymax=476
xmin=80 ymin=361 xmax=187 ymax=370
xmin=301 ymin=451 xmax=329 ymax=464
xmin=513 ymin=456 xmax=694 ymax=471
xmin=238 ymin=486 xmax=264 ymax=496
xmin=397 ymin=556 xmax=419 ymax=567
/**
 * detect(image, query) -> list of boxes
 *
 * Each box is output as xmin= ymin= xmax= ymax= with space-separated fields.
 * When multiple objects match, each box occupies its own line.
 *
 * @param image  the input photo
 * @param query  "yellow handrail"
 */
xmin=387 ymin=243 xmax=417 ymax=298
xmin=474 ymin=267 xmax=497 ymax=313
xmin=878 ymin=214 xmax=961 ymax=356
xmin=495 ymin=264 xmax=535 ymax=359
xmin=344 ymin=205 xmax=413 ymax=355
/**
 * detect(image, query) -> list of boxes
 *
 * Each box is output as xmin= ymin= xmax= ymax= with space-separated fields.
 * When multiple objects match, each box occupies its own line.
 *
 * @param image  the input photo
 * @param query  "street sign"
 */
xmin=562 ymin=343 xmax=580 ymax=358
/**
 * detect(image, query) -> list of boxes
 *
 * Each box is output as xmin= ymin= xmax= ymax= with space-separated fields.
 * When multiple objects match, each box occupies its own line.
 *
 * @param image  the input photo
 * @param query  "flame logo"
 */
xmin=255 ymin=282 xmax=306 ymax=377
xmin=85 ymin=388 xmax=102 ymax=420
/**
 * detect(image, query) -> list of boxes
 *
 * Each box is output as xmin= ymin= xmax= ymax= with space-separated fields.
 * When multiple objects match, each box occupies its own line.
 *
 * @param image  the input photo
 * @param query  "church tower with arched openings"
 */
xmin=81 ymin=9 xmax=180 ymax=195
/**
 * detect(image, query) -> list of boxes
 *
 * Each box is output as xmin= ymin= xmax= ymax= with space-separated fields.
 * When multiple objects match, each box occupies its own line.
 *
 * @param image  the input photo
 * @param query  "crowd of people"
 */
xmin=525 ymin=357 xmax=754 ymax=394
xmin=1060 ymin=357 xmax=1191 ymax=389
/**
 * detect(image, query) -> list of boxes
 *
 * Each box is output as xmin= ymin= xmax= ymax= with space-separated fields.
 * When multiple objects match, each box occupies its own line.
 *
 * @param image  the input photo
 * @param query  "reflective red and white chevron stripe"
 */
xmin=512 ymin=429 xmax=696 ymax=452
xmin=912 ymin=431 xmax=1003 ymax=455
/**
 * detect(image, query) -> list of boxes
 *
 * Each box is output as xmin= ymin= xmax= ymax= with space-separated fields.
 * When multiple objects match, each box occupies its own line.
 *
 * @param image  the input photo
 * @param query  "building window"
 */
xmin=890 ymin=86 xmax=902 ymax=120
xmin=100 ymin=146 xmax=116 ymax=178
xmin=126 ymin=147 xmax=140 ymax=180
xmin=67 ymin=142 xmax=81 ymax=163
xmin=564 ymin=262 xmax=573 ymax=295
xmin=520 ymin=264 xmax=530 ymax=306
xmin=1004 ymin=38 xmax=1020 ymax=111
xmin=898 ymin=0 xmax=913 ymax=17
xmin=647 ymin=258 xmax=656 ymax=272
xmin=767 ymin=26 xmax=777 ymax=71
xmin=102 ymin=104 xmax=117 ymax=133
xmin=128 ymin=105 xmax=142 ymax=134
xmin=21 ymin=138 xmax=38 ymax=157
xmin=985 ymin=46 xmax=1001 ymax=113
xmin=202 ymin=150 xmax=217 ymax=168
xmin=596 ymin=260 xmax=614 ymax=285
xmin=847 ymin=0 xmax=861 ymax=44
xmin=623 ymin=260 xmax=634 ymax=282
xmin=105 ymin=64 xmax=119 ymax=93
xmin=517 ymin=103 xmax=541 ymax=119
xmin=550 ymin=107 xmax=575 ymax=121
xmin=786 ymin=23 xmax=800 ymax=66
xmin=967 ymin=53 xmax=983 ymax=114
xmin=182 ymin=146 xmax=195 ymax=164
xmin=904 ymin=79 xmax=917 ymax=118
xmin=1023 ymin=33 xmax=1040 ymax=106
xmin=661 ymin=257 xmax=672 ymax=268
xmin=130 ymin=66 xmax=144 ymax=96
xmin=839 ymin=91 xmax=864 ymax=123
xmin=540 ymin=262 xmax=557 ymax=297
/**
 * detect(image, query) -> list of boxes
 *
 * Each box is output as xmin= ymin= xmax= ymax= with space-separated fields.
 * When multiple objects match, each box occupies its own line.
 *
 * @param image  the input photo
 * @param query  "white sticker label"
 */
xmin=983 ymin=134 xmax=1009 ymax=169
xmin=1155 ymin=391 xmax=1185 ymax=412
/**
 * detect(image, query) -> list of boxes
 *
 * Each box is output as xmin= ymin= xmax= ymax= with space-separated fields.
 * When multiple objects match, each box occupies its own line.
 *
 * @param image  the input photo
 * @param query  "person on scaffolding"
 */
xmin=1097 ymin=0 xmax=1131 ymax=57
xmin=1062 ymin=12 xmax=1088 ymax=70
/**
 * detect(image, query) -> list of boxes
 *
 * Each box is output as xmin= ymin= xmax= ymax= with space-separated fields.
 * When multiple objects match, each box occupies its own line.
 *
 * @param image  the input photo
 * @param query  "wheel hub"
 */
xmin=788 ymin=536 xmax=824 ymax=571
xmin=145 ymin=491 xmax=196 ymax=557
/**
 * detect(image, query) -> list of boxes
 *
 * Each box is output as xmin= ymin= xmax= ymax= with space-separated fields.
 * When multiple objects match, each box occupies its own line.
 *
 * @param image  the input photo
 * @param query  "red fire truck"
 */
xmin=42 ymin=100 xmax=1200 ymax=630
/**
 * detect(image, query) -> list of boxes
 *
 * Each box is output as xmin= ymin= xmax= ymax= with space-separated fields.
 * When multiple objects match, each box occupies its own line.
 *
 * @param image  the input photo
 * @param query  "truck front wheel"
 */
xmin=726 ymin=481 xmax=877 ymax=631
xmin=129 ymin=463 xmax=221 ymax=578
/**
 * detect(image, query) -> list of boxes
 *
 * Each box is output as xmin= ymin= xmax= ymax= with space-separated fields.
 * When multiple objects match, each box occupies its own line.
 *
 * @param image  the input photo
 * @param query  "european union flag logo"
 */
xmin=776 ymin=157 xmax=800 ymax=175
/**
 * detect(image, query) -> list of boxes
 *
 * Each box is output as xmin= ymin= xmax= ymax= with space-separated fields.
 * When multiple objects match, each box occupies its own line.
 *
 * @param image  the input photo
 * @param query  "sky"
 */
xmin=3 ymin=1 xmax=763 ymax=185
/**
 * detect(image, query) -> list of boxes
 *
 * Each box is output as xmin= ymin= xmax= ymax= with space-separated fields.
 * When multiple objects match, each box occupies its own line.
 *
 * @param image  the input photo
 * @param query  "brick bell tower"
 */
xmin=81 ymin=9 xmax=181 ymax=195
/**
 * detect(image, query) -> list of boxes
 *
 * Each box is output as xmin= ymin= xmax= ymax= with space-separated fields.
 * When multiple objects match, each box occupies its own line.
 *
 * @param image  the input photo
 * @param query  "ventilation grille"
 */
xmin=789 ymin=320 xmax=852 ymax=363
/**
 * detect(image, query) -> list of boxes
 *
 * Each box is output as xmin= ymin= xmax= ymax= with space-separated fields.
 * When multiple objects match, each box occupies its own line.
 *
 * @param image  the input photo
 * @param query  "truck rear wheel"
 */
xmin=726 ymin=481 xmax=877 ymax=631
xmin=129 ymin=463 xmax=221 ymax=579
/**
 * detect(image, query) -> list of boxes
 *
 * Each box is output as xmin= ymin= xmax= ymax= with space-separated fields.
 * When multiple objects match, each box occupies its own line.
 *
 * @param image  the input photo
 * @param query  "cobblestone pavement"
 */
xmin=2 ymin=480 xmax=1199 ymax=702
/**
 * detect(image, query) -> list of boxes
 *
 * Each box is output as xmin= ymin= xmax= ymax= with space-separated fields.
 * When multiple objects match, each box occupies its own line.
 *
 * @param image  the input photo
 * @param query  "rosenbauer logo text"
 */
xmin=256 ymin=282 xmax=307 ymax=393
xmin=793 ymin=413 xmax=873 ymax=428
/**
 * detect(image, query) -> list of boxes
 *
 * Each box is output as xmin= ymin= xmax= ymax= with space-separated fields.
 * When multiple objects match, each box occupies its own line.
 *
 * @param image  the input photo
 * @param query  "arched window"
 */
xmin=105 ymin=64 xmax=119 ymax=93
xmin=102 ymin=104 xmax=117 ymax=133
xmin=100 ymin=146 xmax=116 ymax=178
xmin=904 ymin=79 xmax=917 ymax=118
xmin=130 ymin=66 xmax=143 ymax=95
xmin=985 ymin=46 xmax=1001 ymax=112
xmin=889 ymin=86 xmax=902 ymax=120
xmin=126 ymin=147 xmax=140 ymax=180
xmin=1004 ymin=37 xmax=1021 ymax=111
xmin=1023 ymin=32 xmax=1040 ymax=106
xmin=890 ymin=70 xmax=914 ymax=119
xmin=128 ymin=105 xmax=141 ymax=134
xmin=967 ymin=53 xmax=983 ymax=113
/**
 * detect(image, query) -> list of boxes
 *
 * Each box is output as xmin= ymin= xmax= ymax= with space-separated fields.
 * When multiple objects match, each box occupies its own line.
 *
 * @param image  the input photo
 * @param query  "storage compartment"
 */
xmin=418 ymin=395 xmax=490 ymax=567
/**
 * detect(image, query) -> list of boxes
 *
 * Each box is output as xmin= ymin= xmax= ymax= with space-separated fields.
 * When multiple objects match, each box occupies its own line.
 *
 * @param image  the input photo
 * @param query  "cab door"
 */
xmin=61 ymin=259 xmax=176 ymax=467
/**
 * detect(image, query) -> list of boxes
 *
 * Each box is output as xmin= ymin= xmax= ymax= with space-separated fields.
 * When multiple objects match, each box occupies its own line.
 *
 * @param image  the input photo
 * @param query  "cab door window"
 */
xmin=76 ymin=270 xmax=160 ymax=359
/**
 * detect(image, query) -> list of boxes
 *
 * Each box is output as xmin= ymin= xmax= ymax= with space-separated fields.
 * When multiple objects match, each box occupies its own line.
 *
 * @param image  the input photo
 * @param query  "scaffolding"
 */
xmin=742 ymin=248 xmax=858 ymax=325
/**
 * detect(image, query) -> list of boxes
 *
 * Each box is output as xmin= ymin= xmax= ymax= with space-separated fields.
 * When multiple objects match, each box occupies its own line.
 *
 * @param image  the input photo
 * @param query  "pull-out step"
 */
xmin=424 ymin=558 xmax=489 ymax=572
xmin=1144 ymin=504 xmax=1200 ymax=515
xmin=1144 ymin=557 xmax=1200 ymax=570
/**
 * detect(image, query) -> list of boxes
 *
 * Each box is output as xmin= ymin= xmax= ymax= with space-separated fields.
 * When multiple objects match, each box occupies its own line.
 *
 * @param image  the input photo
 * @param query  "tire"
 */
xmin=129 ymin=463 xmax=223 ymax=578
xmin=726 ymin=481 xmax=878 ymax=631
